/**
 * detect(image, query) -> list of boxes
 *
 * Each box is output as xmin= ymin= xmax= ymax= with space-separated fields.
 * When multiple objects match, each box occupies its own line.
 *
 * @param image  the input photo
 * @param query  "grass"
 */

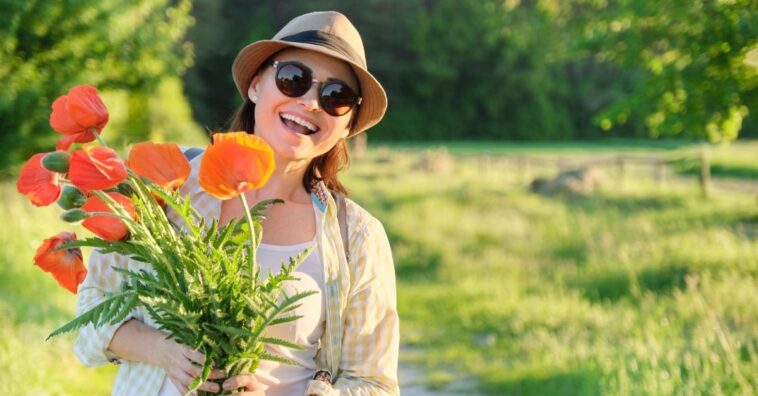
xmin=342 ymin=142 xmax=757 ymax=395
xmin=2 ymin=139 xmax=756 ymax=395
xmin=383 ymin=139 xmax=758 ymax=181
xmin=0 ymin=186 xmax=116 ymax=395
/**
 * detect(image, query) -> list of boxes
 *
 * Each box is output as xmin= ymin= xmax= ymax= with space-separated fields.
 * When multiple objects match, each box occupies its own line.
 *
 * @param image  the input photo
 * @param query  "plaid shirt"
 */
xmin=73 ymin=154 xmax=400 ymax=395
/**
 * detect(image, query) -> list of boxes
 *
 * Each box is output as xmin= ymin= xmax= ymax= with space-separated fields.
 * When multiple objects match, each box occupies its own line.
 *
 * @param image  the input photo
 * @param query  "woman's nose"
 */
xmin=297 ymin=83 xmax=321 ymax=112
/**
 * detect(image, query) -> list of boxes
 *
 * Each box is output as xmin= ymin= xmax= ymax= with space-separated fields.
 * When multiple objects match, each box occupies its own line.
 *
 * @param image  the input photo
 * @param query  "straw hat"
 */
xmin=232 ymin=11 xmax=387 ymax=136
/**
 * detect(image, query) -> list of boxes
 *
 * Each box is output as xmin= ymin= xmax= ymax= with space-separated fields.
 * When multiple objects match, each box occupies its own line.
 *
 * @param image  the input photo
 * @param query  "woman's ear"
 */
xmin=247 ymin=77 xmax=260 ymax=103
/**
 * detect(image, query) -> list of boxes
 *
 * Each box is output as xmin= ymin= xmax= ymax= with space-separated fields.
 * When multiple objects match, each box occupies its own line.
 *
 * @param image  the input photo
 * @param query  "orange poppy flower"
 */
xmin=126 ymin=142 xmax=191 ymax=190
xmin=50 ymin=85 xmax=109 ymax=151
xmin=33 ymin=231 xmax=86 ymax=294
xmin=199 ymin=132 xmax=275 ymax=200
xmin=17 ymin=153 xmax=62 ymax=207
xmin=81 ymin=192 xmax=136 ymax=242
xmin=69 ymin=146 xmax=128 ymax=192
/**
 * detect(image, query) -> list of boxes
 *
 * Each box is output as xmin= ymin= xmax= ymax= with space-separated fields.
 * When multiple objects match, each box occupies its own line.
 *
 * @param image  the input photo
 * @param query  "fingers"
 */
xmin=197 ymin=380 xmax=221 ymax=393
xmin=222 ymin=373 xmax=262 ymax=393
xmin=208 ymin=369 xmax=226 ymax=380
xmin=183 ymin=347 xmax=207 ymax=366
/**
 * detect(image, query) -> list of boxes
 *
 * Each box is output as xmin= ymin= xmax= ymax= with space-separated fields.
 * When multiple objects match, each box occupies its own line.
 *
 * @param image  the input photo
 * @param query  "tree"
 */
xmin=0 ymin=0 xmax=194 ymax=174
xmin=566 ymin=0 xmax=758 ymax=141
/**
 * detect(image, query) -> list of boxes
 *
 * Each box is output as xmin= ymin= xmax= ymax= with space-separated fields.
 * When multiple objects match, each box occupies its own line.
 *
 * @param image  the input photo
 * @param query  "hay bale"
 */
xmin=530 ymin=166 xmax=605 ymax=196
xmin=412 ymin=148 xmax=453 ymax=173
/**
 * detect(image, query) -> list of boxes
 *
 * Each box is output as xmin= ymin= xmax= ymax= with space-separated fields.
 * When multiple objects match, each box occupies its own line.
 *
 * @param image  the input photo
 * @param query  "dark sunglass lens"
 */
xmin=276 ymin=63 xmax=311 ymax=97
xmin=320 ymin=83 xmax=358 ymax=116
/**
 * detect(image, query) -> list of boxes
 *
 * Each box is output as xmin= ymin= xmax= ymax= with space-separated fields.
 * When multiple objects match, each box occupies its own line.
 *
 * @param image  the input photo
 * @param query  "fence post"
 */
xmin=616 ymin=156 xmax=626 ymax=190
xmin=699 ymin=151 xmax=711 ymax=198
xmin=655 ymin=160 xmax=666 ymax=188
xmin=351 ymin=133 xmax=367 ymax=158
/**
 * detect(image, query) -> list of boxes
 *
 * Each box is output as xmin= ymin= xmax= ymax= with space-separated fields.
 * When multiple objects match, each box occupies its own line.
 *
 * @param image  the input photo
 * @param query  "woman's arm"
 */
xmin=109 ymin=319 xmax=224 ymax=394
xmin=74 ymin=250 xmax=140 ymax=366
xmin=306 ymin=216 xmax=400 ymax=396
xmin=74 ymin=250 xmax=223 ymax=394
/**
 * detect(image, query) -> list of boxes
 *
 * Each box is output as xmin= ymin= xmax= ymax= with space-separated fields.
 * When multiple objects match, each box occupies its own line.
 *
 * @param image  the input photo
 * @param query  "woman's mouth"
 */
xmin=280 ymin=113 xmax=319 ymax=135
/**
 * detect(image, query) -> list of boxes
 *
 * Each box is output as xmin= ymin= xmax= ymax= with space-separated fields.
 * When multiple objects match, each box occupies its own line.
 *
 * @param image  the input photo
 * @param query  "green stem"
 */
xmin=239 ymin=193 xmax=257 ymax=288
xmin=92 ymin=129 xmax=108 ymax=147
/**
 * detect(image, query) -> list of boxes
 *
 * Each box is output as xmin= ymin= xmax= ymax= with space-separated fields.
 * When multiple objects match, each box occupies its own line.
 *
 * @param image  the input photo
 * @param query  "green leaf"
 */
xmin=261 ymin=337 xmax=307 ymax=351
xmin=47 ymin=292 xmax=137 ymax=340
xmin=257 ymin=351 xmax=298 ymax=366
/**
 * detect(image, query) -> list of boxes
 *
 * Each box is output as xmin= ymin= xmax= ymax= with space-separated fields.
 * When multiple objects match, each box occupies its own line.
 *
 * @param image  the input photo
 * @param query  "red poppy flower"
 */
xmin=69 ymin=146 xmax=127 ymax=192
xmin=33 ymin=231 xmax=86 ymax=294
xmin=81 ymin=192 xmax=136 ymax=242
xmin=199 ymin=132 xmax=275 ymax=200
xmin=126 ymin=142 xmax=191 ymax=190
xmin=50 ymin=85 xmax=109 ymax=151
xmin=17 ymin=153 xmax=62 ymax=207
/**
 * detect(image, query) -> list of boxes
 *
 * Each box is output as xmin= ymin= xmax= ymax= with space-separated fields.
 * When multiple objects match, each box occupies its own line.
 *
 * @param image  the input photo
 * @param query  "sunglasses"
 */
xmin=272 ymin=60 xmax=362 ymax=117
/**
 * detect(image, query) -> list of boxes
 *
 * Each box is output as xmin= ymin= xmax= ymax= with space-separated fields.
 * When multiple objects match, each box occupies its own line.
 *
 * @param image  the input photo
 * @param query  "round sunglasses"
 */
xmin=272 ymin=60 xmax=362 ymax=117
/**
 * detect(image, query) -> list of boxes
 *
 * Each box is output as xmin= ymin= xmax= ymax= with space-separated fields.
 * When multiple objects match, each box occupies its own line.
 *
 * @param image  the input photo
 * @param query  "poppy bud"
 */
xmin=57 ymin=185 xmax=87 ymax=210
xmin=60 ymin=208 xmax=88 ymax=223
xmin=41 ymin=151 xmax=71 ymax=173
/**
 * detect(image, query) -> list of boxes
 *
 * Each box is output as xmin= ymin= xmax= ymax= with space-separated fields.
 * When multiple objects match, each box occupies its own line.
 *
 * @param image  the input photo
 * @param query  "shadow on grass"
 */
xmin=674 ymin=163 xmax=758 ymax=181
xmin=561 ymin=194 xmax=689 ymax=215
xmin=569 ymin=264 xmax=691 ymax=302
xmin=482 ymin=367 xmax=603 ymax=396
xmin=390 ymin=235 xmax=444 ymax=281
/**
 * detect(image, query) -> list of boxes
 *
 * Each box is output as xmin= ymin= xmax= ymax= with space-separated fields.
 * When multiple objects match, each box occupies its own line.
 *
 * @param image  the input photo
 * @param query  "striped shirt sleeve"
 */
xmin=73 ymin=250 xmax=141 ymax=367
xmin=314 ymin=214 xmax=400 ymax=395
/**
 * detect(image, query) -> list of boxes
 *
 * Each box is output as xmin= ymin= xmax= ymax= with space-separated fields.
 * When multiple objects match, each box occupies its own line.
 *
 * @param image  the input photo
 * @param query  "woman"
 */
xmin=74 ymin=11 xmax=399 ymax=396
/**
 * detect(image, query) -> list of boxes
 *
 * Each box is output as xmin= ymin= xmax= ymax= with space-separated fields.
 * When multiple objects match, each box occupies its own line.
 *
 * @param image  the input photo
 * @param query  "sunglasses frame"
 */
xmin=272 ymin=60 xmax=362 ymax=117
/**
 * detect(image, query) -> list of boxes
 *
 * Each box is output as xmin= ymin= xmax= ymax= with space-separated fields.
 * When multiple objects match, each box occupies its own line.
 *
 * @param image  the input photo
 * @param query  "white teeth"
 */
xmin=281 ymin=113 xmax=318 ymax=132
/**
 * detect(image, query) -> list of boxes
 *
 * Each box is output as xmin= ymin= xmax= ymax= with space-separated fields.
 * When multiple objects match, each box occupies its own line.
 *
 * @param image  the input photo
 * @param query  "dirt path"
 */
xmin=398 ymin=349 xmax=481 ymax=396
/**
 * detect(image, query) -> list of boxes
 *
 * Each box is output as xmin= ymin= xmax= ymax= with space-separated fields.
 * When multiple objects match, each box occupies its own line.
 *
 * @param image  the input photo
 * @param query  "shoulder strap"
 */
xmin=182 ymin=146 xmax=204 ymax=162
xmin=331 ymin=191 xmax=350 ymax=264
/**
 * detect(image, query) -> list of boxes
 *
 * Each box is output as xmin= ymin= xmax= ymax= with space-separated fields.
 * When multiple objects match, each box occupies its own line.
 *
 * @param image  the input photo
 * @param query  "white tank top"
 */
xmin=158 ymin=238 xmax=325 ymax=396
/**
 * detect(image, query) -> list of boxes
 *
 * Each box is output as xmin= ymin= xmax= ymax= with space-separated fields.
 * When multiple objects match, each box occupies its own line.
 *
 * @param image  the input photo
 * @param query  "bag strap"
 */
xmin=331 ymin=191 xmax=350 ymax=264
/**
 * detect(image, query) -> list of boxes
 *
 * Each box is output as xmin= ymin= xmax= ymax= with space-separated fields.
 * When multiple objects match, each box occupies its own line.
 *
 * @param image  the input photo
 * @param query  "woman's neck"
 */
xmin=247 ymin=156 xmax=311 ymax=204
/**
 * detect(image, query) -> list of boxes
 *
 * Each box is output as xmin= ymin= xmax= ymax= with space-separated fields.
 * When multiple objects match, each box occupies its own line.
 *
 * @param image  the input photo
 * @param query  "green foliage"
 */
xmin=48 ymin=175 xmax=316 ymax=396
xmin=566 ymin=0 xmax=758 ymax=142
xmin=182 ymin=0 xmax=758 ymax=142
xmin=0 ymin=0 xmax=195 ymax=174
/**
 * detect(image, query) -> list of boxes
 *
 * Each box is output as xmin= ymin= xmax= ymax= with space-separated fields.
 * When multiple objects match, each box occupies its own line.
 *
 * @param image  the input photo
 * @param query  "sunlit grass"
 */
xmin=2 ymin=140 xmax=756 ymax=395
xmin=0 ymin=186 xmax=115 ymax=395
xmin=344 ymin=143 xmax=757 ymax=395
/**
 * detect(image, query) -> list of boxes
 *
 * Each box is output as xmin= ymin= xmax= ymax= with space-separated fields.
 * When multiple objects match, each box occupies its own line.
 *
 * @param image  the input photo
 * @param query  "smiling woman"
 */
xmin=74 ymin=10 xmax=399 ymax=396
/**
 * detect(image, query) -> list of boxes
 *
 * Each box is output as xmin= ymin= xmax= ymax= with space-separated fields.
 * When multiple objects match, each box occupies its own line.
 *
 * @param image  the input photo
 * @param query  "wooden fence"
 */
xmin=472 ymin=153 xmax=713 ymax=198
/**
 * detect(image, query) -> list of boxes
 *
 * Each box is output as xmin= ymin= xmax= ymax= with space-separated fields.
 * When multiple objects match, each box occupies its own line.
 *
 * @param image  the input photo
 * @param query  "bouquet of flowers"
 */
xmin=17 ymin=85 xmax=315 ymax=395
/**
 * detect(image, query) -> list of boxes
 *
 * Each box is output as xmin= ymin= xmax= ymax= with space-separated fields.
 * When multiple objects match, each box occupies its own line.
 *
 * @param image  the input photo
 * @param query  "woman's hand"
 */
xmin=221 ymin=373 xmax=265 ymax=395
xmin=153 ymin=338 xmax=225 ymax=394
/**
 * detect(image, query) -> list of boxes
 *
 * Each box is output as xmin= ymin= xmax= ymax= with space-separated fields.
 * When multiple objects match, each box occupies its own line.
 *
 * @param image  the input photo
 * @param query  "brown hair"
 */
xmin=225 ymin=98 xmax=351 ymax=196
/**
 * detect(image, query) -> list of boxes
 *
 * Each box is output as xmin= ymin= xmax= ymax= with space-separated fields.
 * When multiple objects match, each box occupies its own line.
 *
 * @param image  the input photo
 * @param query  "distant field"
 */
xmin=2 ymin=140 xmax=756 ymax=395
xmin=344 ymin=142 xmax=757 ymax=395
xmin=379 ymin=139 xmax=758 ymax=180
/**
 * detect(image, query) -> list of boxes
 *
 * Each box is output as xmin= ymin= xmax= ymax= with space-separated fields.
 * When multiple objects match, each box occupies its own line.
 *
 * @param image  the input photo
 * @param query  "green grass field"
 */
xmin=2 ymin=140 xmax=756 ymax=395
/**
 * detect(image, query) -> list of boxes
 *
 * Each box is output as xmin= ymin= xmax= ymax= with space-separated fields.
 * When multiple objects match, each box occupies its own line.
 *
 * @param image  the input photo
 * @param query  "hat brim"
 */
xmin=232 ymin=40 xmax=387 ymax=136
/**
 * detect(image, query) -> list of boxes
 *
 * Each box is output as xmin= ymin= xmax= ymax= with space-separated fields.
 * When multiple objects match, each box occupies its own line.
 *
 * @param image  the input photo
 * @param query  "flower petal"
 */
xmin=50 ymin=96 xmax=82 ymax=135
xmin=69 ymin=146 xmax=128 ymax=191
xmin=127 ymin=142 xmax=191 ymax=190
xmin=67 ymin=85 xmax=109 ymax=133
xmin=33 ymin=231 xmax=86 ymax=294
xmin=16 ymin=153 xmax=62 ymax=207
xmin=81 ymin=192 xmax=136 ymax=242
xmin=199 ymin=132 xmax=275 ymax=200
xmin=49 ymin=85 xmax=108 ymax=146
